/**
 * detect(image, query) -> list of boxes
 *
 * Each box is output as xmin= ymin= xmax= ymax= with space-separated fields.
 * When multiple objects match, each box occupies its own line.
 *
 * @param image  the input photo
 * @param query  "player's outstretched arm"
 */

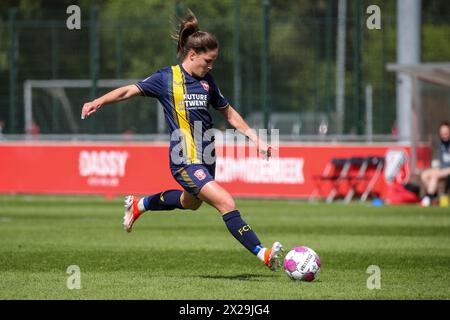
xmin=218 ymin=104 xmax=272 ymax=159
xmin=81 ymin=84 xmax=141 ymax=119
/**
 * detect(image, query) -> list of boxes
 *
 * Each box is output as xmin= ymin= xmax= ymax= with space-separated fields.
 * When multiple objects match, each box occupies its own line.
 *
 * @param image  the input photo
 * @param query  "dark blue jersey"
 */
xmin=135 ymin=64 xmax=229 ymax=166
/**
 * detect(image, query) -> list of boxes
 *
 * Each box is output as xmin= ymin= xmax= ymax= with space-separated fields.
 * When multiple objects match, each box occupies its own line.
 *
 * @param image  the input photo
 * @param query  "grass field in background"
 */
xmin=0 ymin=195 xmax=449 ymax=300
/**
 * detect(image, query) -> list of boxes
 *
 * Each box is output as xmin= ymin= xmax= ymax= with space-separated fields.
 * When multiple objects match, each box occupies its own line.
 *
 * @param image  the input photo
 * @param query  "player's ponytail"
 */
xmin=173 ymin=10 xmax=218 ymax=60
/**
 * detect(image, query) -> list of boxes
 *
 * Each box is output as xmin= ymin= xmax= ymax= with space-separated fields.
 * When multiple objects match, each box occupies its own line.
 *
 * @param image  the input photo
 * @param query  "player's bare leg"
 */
xmin=197 ymin=180 xmax=235 ymax=214
xmin=180 ymin=191 xmax=203 ymax=210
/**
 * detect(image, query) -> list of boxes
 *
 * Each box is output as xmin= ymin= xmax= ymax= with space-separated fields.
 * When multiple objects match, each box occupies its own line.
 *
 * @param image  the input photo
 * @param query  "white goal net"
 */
xmin=23 ymin=79 xmax=165 ymax=136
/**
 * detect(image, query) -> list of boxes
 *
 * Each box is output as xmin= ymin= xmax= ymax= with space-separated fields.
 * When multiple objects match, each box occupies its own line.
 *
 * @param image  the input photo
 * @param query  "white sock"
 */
xmin=138 ymin=198 xmax=147 ymax=213
xmin=257 ymin=248 xmax=267 ymax=262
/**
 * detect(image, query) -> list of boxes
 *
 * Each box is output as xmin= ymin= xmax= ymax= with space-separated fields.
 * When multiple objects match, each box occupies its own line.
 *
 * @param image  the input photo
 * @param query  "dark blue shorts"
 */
xmin=170 ymin=163 xmax=216 ymax=196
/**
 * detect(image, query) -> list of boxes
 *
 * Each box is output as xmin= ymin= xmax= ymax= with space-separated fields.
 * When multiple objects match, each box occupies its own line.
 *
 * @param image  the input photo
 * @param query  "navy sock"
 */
xmin=143 ymin=190 xmax=184 ymax=211
xmin=222 ymin=210 xmax=263 ymax=255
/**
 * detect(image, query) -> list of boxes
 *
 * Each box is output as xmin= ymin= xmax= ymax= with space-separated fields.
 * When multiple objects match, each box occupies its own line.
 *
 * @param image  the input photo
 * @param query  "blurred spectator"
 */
xmin=25 ymin=120 xmax=41 ymax=140
xmin=29 ymin=120 xmax=40 ymax=135
xmin=123 ymin=126 xmax=136 ymax=141
xmin=420 ymin=121 xmax=450 ymax=207
xmin=391 ymin=121 xmax=398 ymax=138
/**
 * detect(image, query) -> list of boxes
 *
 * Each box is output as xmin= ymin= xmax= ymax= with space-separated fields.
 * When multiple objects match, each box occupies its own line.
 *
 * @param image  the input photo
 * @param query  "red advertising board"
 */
xmin=0 ymin=142 xmax=431 ymax=199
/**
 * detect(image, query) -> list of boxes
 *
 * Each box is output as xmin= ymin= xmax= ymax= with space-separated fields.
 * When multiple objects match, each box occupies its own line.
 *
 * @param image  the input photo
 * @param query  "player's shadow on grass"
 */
xmin=198 ymin=274 xmax=273 ymax=281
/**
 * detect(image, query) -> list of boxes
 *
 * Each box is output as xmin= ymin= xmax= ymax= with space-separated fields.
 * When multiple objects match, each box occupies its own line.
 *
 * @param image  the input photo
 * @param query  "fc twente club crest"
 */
xmin=200 ymin=80 xmax=210 ymax=92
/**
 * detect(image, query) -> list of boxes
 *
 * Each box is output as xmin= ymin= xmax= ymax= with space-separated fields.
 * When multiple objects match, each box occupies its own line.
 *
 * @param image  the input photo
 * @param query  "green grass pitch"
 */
xmin=0 ymin=195 xmax=449 ymax=300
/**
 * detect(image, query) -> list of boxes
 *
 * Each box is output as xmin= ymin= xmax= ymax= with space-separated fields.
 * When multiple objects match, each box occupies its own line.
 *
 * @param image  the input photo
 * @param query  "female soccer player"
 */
xmin=81 ymin=11 xmax=283 ymax=271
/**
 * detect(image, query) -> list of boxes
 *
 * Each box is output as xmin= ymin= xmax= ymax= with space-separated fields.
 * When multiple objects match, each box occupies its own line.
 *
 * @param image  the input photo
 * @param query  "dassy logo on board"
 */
xmin=78 ymin=151 xmax=129 ymax=187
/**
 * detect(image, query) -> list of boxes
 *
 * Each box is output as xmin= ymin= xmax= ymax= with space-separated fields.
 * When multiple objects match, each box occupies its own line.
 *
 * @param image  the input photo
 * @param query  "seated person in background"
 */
xmin=421 ymin=121 xmax=450 ymax=207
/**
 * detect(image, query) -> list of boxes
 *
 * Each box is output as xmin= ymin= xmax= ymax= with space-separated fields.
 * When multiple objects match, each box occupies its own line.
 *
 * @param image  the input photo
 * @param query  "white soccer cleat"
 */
xmin=123 ymin=195 xmax=141 ymax=233
xmin=264 ymin=241 xmax=284 ymax=271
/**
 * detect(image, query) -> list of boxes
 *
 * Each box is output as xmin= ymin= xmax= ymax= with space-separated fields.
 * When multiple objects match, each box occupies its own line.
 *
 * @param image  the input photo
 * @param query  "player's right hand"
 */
xmin=81 ymin=100 xmax=101 ymax=119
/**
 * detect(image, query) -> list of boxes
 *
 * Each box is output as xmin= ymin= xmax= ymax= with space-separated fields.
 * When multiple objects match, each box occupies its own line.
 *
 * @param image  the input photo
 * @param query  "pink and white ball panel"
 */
xmin=283 ymin=246 xmax=321 ymax=281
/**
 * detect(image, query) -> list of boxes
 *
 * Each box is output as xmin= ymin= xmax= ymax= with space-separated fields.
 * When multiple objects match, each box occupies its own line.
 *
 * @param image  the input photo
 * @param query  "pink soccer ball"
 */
xmin=283 ymin=246 xmax=321 ymax=281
